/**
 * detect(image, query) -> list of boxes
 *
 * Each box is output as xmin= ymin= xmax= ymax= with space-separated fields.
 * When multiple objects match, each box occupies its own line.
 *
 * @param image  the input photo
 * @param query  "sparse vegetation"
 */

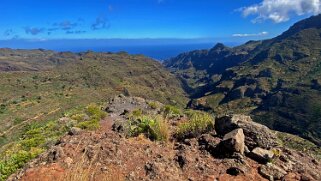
xmin=130 ymin=109 xmax=143 ymax=118
xmin=60 ymin=154 xmax=124 ymax=181
xmin=148 ymin=101 xmax=159 ymax=109
xmin=0 ymin=51 xmax=188 ymax=155
xmin=162 ymin=105 xmax=181 ymax=118
xmin=0 ymin=103 xmax=107 ymax=180
xmin=129 ymin=115 xmax=170 ymax=142
xmin=85 ymin=103 xmax=107 ymax=120
xmin=176 ymin=110 xmax=214 ymax=139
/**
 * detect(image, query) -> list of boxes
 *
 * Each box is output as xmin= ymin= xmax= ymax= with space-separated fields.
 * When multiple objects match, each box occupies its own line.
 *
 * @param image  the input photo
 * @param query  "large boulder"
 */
xmin=221 ymin=128 xmax=245 ymax=155
xmin=249 ymin=147 xmax=274 ymax=163
xmin=215 ymin=115 xmax=279 ymax=150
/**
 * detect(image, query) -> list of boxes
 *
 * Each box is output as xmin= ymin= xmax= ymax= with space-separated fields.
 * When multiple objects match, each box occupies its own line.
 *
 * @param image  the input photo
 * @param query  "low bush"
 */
xmin=77 ymin=119 xmax=100 ymax=130
xmin=71 ymin=113 xmax=87 ymax=122
xmin=150 ymin=116 xmax=170 ymax=141
xmin=176 ymin=110 xmax=214 ymax=140
xmin=129 ymin=116 xmax=169 ymax=142
xmin=162 ymin=105 xmax=181 ymax=118
xmin=130 ymin=109 xmax=143 ymax=118
xmin=147 ymin=101 xmax=159 ymax=109
xmin=74 ymin=103 xmax=107 ymax=131
xmin=85 ymin=103 xmax=107 ymax=120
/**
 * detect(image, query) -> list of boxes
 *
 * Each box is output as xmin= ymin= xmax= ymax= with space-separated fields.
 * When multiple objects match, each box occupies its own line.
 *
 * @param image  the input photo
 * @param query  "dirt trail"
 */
xmin=0 ymin=108 xmax=61 ymax=137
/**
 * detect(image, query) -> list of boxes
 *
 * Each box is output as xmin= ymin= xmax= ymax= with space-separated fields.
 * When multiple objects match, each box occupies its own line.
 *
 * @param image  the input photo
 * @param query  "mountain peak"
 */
xmin=278 ymin=14 xmax=321 ymax=39
xmin=212 ymin=43 xmax=227 ymax=50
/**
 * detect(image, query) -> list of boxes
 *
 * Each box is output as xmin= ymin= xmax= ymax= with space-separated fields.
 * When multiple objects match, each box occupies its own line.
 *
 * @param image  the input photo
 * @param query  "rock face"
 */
xmin=221 ymin=128 xmax=245 ymax=155
xmin=215 ymin=115 xmax=279 ymax=150
xmin=249 ymin=147 xmax=274 ymax=164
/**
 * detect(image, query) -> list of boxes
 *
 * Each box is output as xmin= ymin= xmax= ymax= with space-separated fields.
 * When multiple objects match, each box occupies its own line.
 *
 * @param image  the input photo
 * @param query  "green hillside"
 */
xmin=0 ymin=50 xmax=188 ymax=148
xmin=165 ymin=14 xmax=321 ymax=145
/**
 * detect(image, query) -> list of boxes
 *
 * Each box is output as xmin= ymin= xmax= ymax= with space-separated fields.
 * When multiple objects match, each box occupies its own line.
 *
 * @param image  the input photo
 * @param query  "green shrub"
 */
xmin=129 ymin=116 xmax=170 ymax=141
xmin=130 ymin=109 xmax=143 ymax=118
xmin=71 ymin=113 xmax=87 ymax=122
xmin=77 ymin=119 xmax=100 ymax=130
xmin=0 ymin=148 xmax=43 ymax=181
xmin=13 ymin=117 xmax=24 ymax=125
xmin=85 ymin=103 xmax=107 ymax=120
xmin=162 ymin=105 xmax=181 ymax=118
xmin=0 ymin=148 xmax=43 ymax=180
xmin=148 ymin=101 xmax=158 ymax=109
xmin=176 ymin=110 xmax=214 ymax=140
xmin=149 ymin=116 xmax=170 ymax=141
xmin=0 ymin=104 xmax=6 ymax=114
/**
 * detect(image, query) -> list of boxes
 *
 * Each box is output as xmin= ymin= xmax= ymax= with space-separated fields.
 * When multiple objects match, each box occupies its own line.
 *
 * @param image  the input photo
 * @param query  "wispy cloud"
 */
xmin=232 ymin=31 xmax=268 ymax=37
xmin=91 ymin=15 xmax=111 ymax=30
xmin=66 ymin=30 xmax=87 ymax=34
xmin=24 ymin=27 xmax=45 ymax=35
xmin=3 ymin=29 xmax=14 ymax=37
xmin=53 ymin=20 xmax=78 ymax=30
xmin=239 ymin=0 xmax=321 ymax=23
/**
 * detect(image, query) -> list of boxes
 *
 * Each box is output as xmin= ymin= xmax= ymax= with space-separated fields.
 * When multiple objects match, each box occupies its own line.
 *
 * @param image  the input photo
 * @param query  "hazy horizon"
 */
xmin=0 ymin=38 xmax=245 ymax=60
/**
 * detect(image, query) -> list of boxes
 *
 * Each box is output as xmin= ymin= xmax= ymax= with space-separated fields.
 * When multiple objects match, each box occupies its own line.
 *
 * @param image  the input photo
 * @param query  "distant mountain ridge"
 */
xmin=165 ymin=14 xmax=321 ymax=145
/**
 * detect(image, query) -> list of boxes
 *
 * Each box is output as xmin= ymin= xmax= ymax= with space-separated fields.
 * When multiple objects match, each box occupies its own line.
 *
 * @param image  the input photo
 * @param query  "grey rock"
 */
xmin=198 ymin=134 xmax=221 ymax=154
xmin=221 ymin=128 xmax=245 ymax=155
xmin=249 ymin=147 xmax=274 ymax=163
xmin=215 ymin=115 xmax=279 ymax=150
xmin=259 ymin=163 xmax=287 ymax=181
xmin=68 ymin=127 xmax=82 ymax=135
xmin=46 ymin=146 xmax=64 ymax=163
xmin=112 ymin=119 xmax=130 ymax=135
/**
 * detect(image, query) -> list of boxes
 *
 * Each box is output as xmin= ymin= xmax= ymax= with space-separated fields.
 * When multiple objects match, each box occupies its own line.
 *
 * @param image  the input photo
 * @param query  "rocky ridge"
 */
xmin=8 ymin=95 xmax=321 ymax=181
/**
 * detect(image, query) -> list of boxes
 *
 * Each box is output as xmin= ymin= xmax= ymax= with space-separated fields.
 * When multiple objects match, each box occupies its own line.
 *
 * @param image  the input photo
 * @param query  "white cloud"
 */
xmin=232 ymin=31 xmax=269 ymax=37
xmin=240 ymin=0 xmax=321 ymax=23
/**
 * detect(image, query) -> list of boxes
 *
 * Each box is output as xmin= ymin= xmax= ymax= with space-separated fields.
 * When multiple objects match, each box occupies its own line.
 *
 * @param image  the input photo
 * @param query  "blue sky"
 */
xmin=0 ymin=0 xmax=320 ymax=42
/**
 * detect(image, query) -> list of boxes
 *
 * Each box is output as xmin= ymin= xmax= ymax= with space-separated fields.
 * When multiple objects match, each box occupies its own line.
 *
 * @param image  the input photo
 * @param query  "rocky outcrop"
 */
xmin=220 ymin=128 xmax=245 ymax=155
xmin=6 ymin=97 xmax=321 ymax=181
xmin=215 ymin=115 xmax=279 ymax=150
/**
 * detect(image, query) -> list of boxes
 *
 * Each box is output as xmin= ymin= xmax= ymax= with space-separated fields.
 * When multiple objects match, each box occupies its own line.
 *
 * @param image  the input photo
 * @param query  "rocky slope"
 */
xmin=8 ymin=95 xmax=321 ymax=181
xmin=165 ymin=14 xmax=321 ymax=146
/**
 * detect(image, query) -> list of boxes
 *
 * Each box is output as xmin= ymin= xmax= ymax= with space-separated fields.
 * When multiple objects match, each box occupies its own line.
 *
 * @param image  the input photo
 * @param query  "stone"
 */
xmin=249 ymin=147 xmax=274 ymax=163
xmin=145 ymin=162 xmax=158 ymax=179
xmin=259 ymin=164 xmax=287 ymax=181
xmin=175 ymin=153 xmax=187 ymax=168
xmin=68 ymin=127 xmax=82 ymax=135
xmin=112 ymin=119 xmax=130 ymax=135
xmin=198 ymin=134 xmax=221 ymax=154
xmin=215 ymin=115 xmax=279 ymax=150
xmin=226 ymin=167 xmax=245 ymax=176
xmin=221 ymin=128 xmax=245 ymax=155
xmin=64 ymin=157 xmax=73 ymax=167
xmin=46 ymin=147 xmax=64 ymax=163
